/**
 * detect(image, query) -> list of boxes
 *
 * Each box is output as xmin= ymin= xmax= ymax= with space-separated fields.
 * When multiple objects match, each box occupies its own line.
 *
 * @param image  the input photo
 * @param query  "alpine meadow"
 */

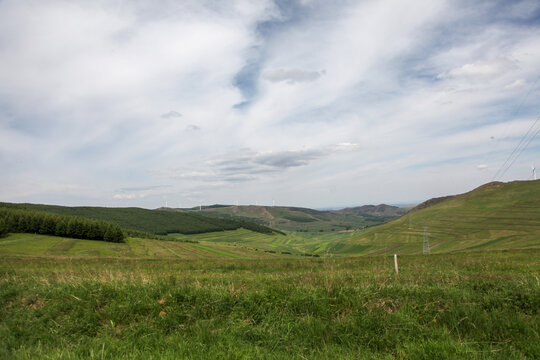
xmin=1 ymin=1 xmax=540 ymax=359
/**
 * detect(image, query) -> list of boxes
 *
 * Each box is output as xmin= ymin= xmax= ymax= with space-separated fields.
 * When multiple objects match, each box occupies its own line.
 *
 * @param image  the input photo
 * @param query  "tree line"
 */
xmin=0 ymin=202 xmax=284 ymax=237
xmin=0 ymin=208 xmax=125 ymax=242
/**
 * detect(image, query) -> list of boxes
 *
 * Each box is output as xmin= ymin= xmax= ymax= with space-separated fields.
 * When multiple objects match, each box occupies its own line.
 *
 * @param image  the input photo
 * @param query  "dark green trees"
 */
xmin=103 ymin=224 xmax=124 ymax=243
xmin=39 ymin=215 xmax=56 ymax=235
xmin=0 ymin=208 xmax=125 ymax=243
xmin=0 ymin=218 xmax=7 ymax=238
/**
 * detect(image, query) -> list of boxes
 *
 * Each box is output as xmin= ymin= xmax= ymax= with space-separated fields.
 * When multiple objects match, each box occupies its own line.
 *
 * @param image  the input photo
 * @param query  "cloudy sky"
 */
xmin=1 ymin=0 xmax=540 ymax=209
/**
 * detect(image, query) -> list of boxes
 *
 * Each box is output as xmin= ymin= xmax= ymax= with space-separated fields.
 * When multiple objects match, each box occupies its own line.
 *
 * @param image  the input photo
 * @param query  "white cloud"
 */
xmin=438 ymin=59 xmax=515 ymax=80
xmin=262 ymin=68 xmax=324 ymax=83
xmin=1 ymin=0 xmax=540 ymax=209
xmin=504 ymin=79 xmax=526 ymax=90
xmin=113 ymin=194 xmax=138 ymax=200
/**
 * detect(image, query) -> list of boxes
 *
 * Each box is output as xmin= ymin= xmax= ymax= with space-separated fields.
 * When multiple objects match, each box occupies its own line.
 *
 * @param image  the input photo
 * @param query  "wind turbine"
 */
xmin=533 ymin=165 xmax=537 ymax=180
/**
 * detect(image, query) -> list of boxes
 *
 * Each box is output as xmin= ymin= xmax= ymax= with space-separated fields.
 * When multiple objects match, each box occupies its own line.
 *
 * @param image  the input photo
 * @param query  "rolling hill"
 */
xmin=180 ymin=204 xmax=406 ymax=232
xmin=332 ymin=180 xmax=540 ymax=255
xmin=0 ymin=202 xmax=279 ymax=236
xmin=2 ymin=180 xmax=538 ymax=257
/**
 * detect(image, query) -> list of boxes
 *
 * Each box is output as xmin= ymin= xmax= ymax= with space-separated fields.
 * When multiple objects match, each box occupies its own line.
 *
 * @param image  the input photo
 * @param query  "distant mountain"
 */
xmin=334 ymin=204 xmax=407 ymax=218
xmin=332 ymin=180 xmax=540 ymax=255
xmin=183 ymin=204 xmax=407 ymax=232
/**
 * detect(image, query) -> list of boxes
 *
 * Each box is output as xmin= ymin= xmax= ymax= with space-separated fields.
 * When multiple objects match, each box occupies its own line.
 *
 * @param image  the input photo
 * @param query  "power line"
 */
xmin=484 ymin=75 xmax=540 ymax=168
xmin=497 ymin=121 xmax=540 ymax=180
xmin=492 ymin=115 xmax=540 ymax=181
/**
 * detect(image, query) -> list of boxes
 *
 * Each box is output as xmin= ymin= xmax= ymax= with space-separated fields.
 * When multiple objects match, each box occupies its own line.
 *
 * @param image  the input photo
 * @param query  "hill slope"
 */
xmin=0 ymin=233 xmax=282 ymax=259
xmin=0 ymin=203 xmax=279 ymax=235
xmin=182 ymin=204 xmax=405 ymax=232
xmin=335 ymin=180 xmax=540 ymax=255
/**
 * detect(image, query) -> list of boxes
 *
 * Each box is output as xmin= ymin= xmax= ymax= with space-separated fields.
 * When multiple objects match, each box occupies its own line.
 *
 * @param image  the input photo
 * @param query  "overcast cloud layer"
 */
xmin=1 ymin=0 xmax=540 ymax=208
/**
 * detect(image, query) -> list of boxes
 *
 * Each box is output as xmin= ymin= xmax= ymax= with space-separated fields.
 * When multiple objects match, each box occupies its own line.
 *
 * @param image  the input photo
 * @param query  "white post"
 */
xmin=394 ymin=254 xmax=398 ymax=274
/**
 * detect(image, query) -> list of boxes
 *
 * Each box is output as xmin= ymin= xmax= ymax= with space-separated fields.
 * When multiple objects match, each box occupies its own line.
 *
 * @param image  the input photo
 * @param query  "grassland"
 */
xmin=1 ymin=248 xmax=538 ymax=359
xmin=0 ymin=233 xmax=283 ymax=260
xmin=169 ymin=229 xmax=355 ymax=256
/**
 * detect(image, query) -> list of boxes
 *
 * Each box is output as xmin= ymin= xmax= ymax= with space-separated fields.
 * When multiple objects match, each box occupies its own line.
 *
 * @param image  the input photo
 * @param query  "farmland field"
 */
xmin=1 ymin=241 xmax=539 ymax=359
xmin=0 ymin=233 xmax=281 ymax=260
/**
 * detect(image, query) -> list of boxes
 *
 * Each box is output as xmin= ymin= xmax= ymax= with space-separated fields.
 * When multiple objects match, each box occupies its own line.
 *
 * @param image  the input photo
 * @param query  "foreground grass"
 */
xmin=1 ymin=249 xmax=539 ymax=359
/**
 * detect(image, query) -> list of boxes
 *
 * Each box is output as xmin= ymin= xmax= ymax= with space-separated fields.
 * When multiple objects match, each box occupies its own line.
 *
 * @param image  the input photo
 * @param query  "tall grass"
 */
xmin=1 ymin=250 xmax=539 ymax=359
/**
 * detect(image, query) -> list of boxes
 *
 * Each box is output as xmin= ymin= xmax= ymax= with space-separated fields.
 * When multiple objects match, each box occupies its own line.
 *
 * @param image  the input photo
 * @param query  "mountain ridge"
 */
xmin=178 ymin=203 xmax=408 ymax=232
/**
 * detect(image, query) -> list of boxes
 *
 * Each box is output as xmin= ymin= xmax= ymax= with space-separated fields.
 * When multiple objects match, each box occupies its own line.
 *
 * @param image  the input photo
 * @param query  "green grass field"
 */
xmin=1 ymin=247 xmax=539 ymax=359
xmin=169 ymin=229 xmax=355 ymax=256
xmin=0 ymin=233 xmax=283 ymax=260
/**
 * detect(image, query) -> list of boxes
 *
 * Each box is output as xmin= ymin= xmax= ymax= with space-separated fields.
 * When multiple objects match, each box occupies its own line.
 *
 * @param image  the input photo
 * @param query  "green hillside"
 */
xmin=2 ymin=180 xmax=538 ymax=257
xmin=0 ymin=203 xmax=278 ymax=236
xmin=182 ymin=204 xmax=405 ymax=232
xmin=337 ymin=180 xmax=540 ymax=255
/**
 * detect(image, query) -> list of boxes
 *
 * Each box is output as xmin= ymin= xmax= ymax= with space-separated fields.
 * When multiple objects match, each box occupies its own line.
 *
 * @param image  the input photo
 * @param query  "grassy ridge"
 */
xmin=0 ymin=202 xmax=278 ymax=236
xmin=342 ymin=180 xmax=540 ymax=255
xmin=1 ymin=250 xmax=538 ymax=359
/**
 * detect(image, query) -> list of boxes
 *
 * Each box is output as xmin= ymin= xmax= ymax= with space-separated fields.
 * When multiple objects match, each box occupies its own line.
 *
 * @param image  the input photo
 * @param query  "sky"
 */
xmin=1 ymin=0 xmax=540 ymax=209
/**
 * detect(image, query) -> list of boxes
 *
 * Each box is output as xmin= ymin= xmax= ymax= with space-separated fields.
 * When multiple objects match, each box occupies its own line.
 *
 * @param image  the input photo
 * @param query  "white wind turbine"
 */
xmin=533 ymin=165 xmax=537 ymax=180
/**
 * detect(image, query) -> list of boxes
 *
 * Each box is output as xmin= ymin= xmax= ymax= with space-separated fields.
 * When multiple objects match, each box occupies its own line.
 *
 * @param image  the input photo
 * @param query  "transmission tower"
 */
xmin=423 ymin=227 xmax=430 ymax=254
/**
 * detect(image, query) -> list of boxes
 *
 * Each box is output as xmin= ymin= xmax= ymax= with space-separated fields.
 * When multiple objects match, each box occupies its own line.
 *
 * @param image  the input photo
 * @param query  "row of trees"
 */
xmin=0 ymin=202 xmax=283 ymax=237
xmin=0 ymin=208 xmax=125 ymax=243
